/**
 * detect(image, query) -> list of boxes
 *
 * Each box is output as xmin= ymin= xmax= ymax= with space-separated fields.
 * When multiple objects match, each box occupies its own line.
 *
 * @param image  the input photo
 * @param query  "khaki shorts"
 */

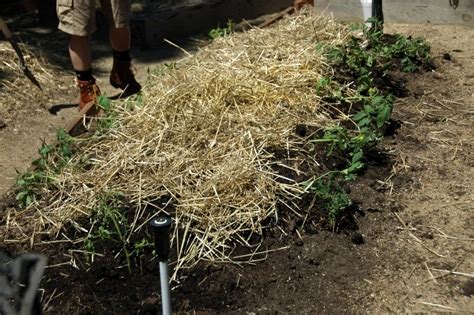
xmin=57 ymin=0 xmax=131 ymax=36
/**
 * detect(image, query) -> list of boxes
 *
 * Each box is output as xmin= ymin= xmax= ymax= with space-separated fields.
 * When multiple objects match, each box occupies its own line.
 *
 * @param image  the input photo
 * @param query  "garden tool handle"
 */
xmin=0 ymin=19 xmax=14 ymax=40
xmin=149 ymin=216 xmax=172 ymax=261
xmin=0 ymin=18 xmax=43 ymax=90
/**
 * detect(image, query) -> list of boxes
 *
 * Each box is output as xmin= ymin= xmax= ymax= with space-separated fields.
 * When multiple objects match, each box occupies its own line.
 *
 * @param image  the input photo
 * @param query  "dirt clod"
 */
xmin=461 ymin=279 xmax=474 ymax=297
xmin=351 ymin=232 xmax=364 ymax=245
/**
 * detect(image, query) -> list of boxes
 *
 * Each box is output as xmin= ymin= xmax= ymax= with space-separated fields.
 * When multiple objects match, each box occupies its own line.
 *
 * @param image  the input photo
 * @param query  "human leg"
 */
xmin=57 ymin=0 xmax=101 ymax=110
xmin=101 ymin=0 xmax=141 ymax=95
xmin=69 ymin=35 xmax=92 ymax=72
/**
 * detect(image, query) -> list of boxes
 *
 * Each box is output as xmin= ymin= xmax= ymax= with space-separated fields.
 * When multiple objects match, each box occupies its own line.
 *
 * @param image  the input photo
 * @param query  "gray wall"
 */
xmin=135 ymin=0 xmax=294 ymax=46
xmin=315 ymin=0 xmax=473 ymax=26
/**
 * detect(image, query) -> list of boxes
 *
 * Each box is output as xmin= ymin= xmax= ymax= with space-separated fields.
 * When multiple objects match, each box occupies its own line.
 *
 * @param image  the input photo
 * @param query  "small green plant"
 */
xmin=208 ymin=19 xmax=235 ymax=39
xmin=326 ymin=23 xmax=431 ymax=92
xmin=56 ymin=129 xmax=74 ymax=168
xmin=131 ymin=238 xmax=153 ymax=257
xmin=312 ymin=89 xmax=393 ymax=181
xmin=15 ymin=171 xmax=54 ymax=207
xmin=84 ymin=191 xmax=131 ymax=269
xmin=302 ymin=175 xmax=352 ymax=226
xmin=15 ymin=129 xmax=75 ymax=207
xmin=84 ymin=191 xmax=152 ymax=272
xmin=96 ymin=95 xmax=118 ymax=133
xmin=303 ymin=23 xmax=423 ymax=225
xmin=148 ymin=63 xmax=176 ymax=79
xmin=315 ymin=76 xmax=332 ymax=94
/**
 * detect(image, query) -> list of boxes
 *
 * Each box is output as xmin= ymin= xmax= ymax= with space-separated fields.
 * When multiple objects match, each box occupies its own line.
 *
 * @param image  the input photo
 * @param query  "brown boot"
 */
xmin=78 ymin=78 xmax=101 ymax=112
xmin=110 ymin=59 xmax=141 ymax=96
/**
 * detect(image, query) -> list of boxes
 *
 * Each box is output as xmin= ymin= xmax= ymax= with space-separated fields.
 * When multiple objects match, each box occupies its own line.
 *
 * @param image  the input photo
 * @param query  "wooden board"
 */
xmin=315 ymin=0 xmax=474 ymax=27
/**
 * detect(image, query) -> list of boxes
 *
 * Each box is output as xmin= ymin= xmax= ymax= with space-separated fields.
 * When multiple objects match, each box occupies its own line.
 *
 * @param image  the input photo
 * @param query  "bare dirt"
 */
xmin=1 ymin=13 xmax=473 ymax=315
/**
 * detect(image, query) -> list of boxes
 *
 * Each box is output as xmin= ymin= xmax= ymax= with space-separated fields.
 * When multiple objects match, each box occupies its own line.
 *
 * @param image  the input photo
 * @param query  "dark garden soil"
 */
xmin=1 ymin=14 xmax=473 ymax=315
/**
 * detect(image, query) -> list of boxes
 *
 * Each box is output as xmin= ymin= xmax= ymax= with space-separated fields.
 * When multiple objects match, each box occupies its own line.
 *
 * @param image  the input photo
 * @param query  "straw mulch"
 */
xmin=0 ymin=41 xmax=68 ymax=120
xmin=3 ymin=12 xmax=351 ymax=280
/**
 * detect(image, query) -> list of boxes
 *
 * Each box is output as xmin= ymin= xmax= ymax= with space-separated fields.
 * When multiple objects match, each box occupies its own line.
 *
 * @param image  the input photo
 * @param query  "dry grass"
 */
xmin=2 ymin=11 xmax=352 ymax=280
xmin=0 ymin=42 xmax=69 ymax=119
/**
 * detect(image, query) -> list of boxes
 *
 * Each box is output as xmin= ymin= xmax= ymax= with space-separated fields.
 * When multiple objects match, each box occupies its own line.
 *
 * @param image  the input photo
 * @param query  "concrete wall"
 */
xmin=133 ymin=0 xmax=294 ymax=46
xmin=315 ymin=0 xmax=473 ymax=27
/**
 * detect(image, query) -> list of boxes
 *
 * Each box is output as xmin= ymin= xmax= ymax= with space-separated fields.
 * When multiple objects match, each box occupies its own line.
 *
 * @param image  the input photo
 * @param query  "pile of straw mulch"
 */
xmin=0 ymin=41 xmax=68 ymax=120
xmin=3 ymin=11 xmax=352 ymax=280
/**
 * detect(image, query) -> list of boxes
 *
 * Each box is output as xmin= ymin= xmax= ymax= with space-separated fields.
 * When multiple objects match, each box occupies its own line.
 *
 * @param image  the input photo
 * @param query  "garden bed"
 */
xmin=1 ymin=10 xmax=473 ymax=314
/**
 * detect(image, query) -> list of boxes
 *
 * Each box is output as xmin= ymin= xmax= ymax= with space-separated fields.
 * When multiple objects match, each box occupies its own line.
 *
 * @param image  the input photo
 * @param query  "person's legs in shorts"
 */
xmin=57 ymin=0 xmax=100 ymax=110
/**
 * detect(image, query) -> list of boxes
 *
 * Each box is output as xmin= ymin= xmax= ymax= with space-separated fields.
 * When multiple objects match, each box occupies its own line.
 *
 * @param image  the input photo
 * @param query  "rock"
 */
xmin=351 ymin=232 xmax=365 ymax=245
xmin=443 ymin=52 xmax=452 ymax=61
xmin=294 ymin=238 xmax=304 ymax=247
xmin=0 ymin=119 xmax=6 ymax=129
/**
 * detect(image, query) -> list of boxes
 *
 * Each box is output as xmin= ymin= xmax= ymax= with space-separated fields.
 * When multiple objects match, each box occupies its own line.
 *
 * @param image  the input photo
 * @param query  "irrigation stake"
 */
xmin=149 ymin=215 xmax=173 ymax=315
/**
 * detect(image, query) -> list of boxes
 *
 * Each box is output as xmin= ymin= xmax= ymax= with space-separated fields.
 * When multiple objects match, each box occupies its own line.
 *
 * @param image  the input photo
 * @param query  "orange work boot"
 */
xmin=109 ymin=59 xmax=141 ymax=96
xmin=78 ymin=78 xmax=101 ymax=112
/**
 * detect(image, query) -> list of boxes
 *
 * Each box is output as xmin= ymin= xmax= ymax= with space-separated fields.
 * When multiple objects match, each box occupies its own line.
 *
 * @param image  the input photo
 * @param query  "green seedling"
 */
xmin=208 ymin=19 xmax=235 ymax=39
xmin=15 ymin=171 xmax=54 ymax=207
xmin=96 ymin=95 xmax=118 ymax=133
xmin=85 ymin=191 xmax=131 ymax=270
xmin=302 ymin=175 xmax=352 ymax=227
xmin=15 ymin=129 xmax=75 ymax=207
xmin=84 ymin=192 xmax=152 ymax=272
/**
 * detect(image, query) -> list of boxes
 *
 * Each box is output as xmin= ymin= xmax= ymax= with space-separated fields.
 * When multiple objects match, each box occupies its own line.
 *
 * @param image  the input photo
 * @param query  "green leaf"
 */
xmin=371 ymin=95 xmax=384 ymax=107
xmin=367 ymin=55 xmax=374 ymax=67
xmin=363 ymin=104 xmax=375 ymax=114
xmin=315 ymin=42 xmax=326 ymax=52
xmin=316 ymin=77 xmax=330 ymax=93
xmin=351 ymin=151 xmax=363 ymax=164
xmin=98 ymin=95 xmax=111 ymax=111
xmin=26 ymin=194 xmax=33 ymax=206
xmin=357 ymin=117 xmax=371 ymax=127
xmin=376 ymin=103 xmax=392 ymax=128
xmin=352 ymin=111 xmax=367 ymax=122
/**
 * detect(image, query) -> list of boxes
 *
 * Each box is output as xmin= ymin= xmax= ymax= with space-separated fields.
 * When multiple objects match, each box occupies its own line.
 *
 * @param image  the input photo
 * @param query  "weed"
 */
xmin=148 ymin=63 xmax=176 ymax=79
xmin=15 ymin=129 xmax=75 ymax=207
xmin=96 ymin=95 xmax=118 ymax=133
xmin=84 ymin=191 xmax=130 ymax=269
xmin=302 ymin=175 xmax=352 ymax=227
xmin=208 ymin=19 xmax=235 ymax=39
xmin=15 ymin=171 xmax=54 ymax=207
xmin=131 ymin=238 xmax=153 ymax=257
xmin=84 ymin=192 xmax=152 ymax=272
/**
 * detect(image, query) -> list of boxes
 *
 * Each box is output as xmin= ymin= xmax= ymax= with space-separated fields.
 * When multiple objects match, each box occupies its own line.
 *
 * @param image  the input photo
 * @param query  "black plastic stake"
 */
xmin=371 ymin=0 xmax=384 ymax=32
xmin=149 ymin=216 xmax=172 ymax=315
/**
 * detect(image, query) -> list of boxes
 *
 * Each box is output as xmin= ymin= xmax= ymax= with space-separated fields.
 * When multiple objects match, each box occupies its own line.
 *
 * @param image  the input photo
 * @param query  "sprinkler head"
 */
xmin=149 ymin=216 xmax=172 ymax=261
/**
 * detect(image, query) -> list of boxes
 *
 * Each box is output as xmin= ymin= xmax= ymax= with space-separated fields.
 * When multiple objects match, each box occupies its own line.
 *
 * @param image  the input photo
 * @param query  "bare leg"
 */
xmin=109 ymin=26 xmax=130 ymax=52
xmin=69 ymin=35 xmax=92 ymax=71
xmin=108 ymin=25 xmax=141 ymax=95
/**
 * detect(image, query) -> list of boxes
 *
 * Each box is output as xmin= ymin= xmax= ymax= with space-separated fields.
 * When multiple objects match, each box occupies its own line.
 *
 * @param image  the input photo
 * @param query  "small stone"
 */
xmin=0 ymin=119 xmax=6 ymax=129
xmin=351 ymin=232 xmax=365 ymax=245
xmin=443 ymin=52 xmax=452 ymax=61
xmin=294 ymin=238 xmax=304 ymax=247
